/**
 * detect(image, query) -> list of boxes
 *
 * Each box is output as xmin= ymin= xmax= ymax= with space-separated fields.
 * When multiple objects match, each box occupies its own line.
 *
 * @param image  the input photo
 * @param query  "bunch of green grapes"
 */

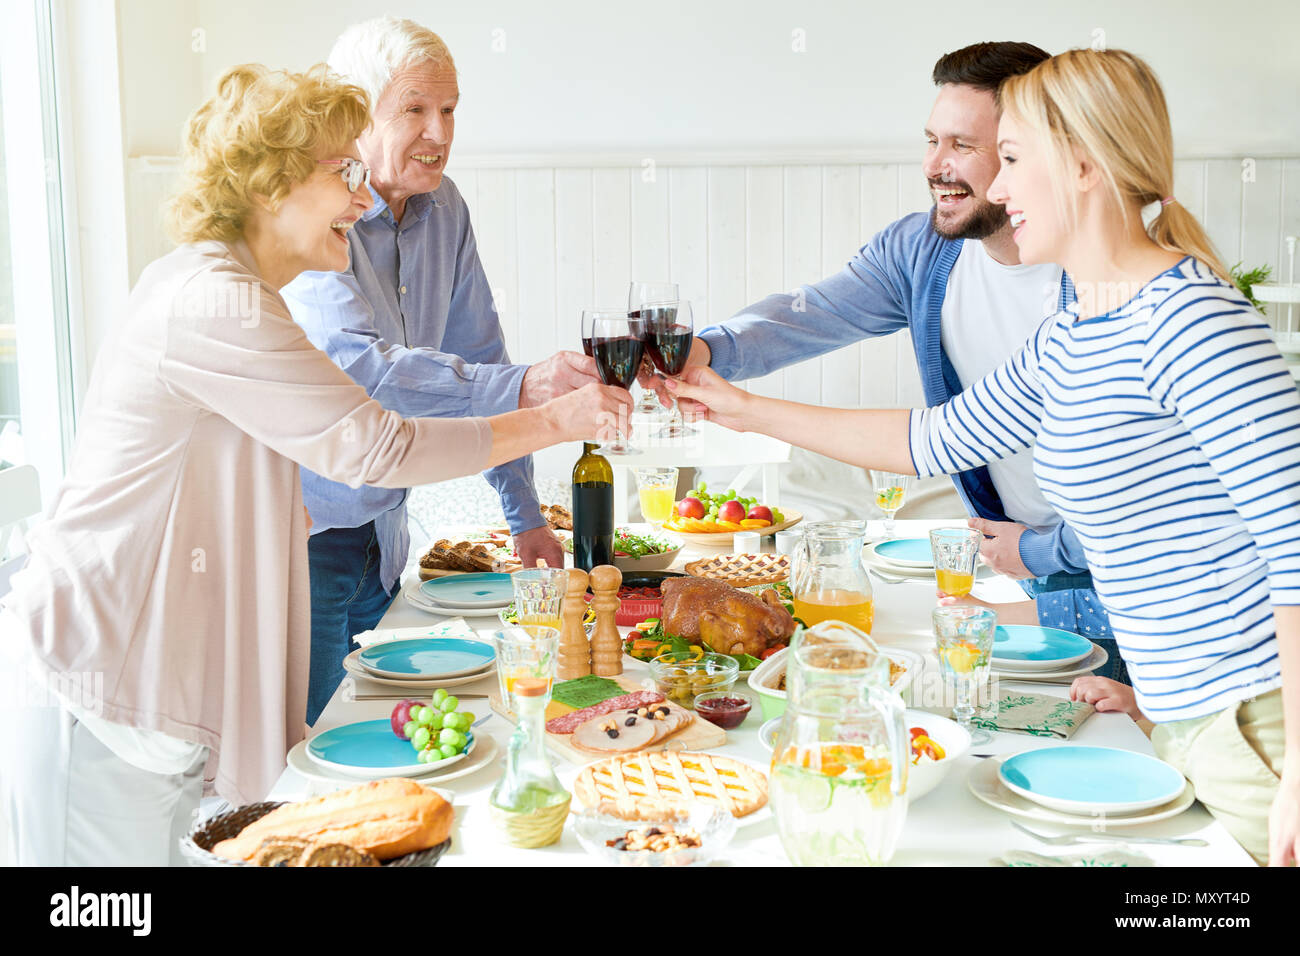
xmin=686 ymin=481 xmax=785 ymax=524
xmin=400 ymin=689 xmax=475 ymax=763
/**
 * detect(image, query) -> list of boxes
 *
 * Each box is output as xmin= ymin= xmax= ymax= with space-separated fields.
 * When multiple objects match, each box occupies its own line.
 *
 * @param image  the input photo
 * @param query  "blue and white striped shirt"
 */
xmin=910 ymin=258 xmax=1300 ymax=722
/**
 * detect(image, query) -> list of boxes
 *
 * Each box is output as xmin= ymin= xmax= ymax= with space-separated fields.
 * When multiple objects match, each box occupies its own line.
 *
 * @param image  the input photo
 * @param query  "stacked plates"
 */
xmin=405 ymin=572 xmax=515 ymax=617
xmin=344 ymin=636 xmax=497 ymax=690
xmin=990 ymin=625 xmax=1106 ymax=681
xmin=290 ymin=728 xmax=498 ymax=786
xmin=867 ymin=538 xmax=934 ymax=577
xmin=969 ymin=748 xmax=1194 ymax=827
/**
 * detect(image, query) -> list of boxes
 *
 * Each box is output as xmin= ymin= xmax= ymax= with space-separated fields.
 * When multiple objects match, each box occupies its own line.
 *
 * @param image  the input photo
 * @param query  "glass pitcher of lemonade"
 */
xmin=771 ymin=622 xmax=909 ymax=866
xmin=791 ymin=521 xmax=874 ymax=633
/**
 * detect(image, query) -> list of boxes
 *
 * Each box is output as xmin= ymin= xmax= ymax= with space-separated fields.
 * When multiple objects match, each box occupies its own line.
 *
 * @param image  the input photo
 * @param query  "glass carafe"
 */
xmin=770 ymin=622 xmax=909 ymax=866
xmin=790 ymin=520 xmax=874 ymax=634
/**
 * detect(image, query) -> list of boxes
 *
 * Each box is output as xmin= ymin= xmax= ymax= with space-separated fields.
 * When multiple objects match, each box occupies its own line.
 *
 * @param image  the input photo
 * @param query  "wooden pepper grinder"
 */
xmin=556 ymin=567 xmax=591 ymax=680
xmin=588 ymin=564 xmax=623 ymax=676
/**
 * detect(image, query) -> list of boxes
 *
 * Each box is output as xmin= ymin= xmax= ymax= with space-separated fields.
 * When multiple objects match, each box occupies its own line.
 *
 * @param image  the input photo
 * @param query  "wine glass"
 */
xmin=628 ymin=281 xmax=678 ymax=423
xmin=639 ymin=299 xmax=697 ymax=438
xmin=870 ymin=471 xmax=912 ymax=538
xmin=932 ymin=606 xmax=996 ymax=745
xmin=585 ymin=309 xmax=643 ymax=455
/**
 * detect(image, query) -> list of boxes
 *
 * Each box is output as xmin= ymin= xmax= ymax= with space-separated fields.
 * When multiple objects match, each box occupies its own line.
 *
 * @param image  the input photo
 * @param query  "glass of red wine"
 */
xmin=628 ymin=281 xmax=678 ymax=424
xmin=639 ymin=299 xmax=697 ymax=438
xmin=583 ymin=309 xmax=642 ymax=455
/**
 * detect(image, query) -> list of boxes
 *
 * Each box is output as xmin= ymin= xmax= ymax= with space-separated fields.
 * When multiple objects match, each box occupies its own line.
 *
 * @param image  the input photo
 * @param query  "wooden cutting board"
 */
xmin=490 ymin=674 xmax=726 ymax=765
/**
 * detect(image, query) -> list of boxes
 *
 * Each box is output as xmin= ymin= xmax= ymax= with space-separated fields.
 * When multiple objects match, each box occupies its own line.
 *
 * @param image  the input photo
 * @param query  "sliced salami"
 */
xmin=545 ymin=690 xmax=665 ymax=735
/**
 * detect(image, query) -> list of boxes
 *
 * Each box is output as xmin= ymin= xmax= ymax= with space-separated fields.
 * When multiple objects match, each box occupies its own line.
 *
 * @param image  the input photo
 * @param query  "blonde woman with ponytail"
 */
xmin=668 ymin=48 xmax=1299 ymax=865
xmin=0 ymin=65 xmax=627 ymax=865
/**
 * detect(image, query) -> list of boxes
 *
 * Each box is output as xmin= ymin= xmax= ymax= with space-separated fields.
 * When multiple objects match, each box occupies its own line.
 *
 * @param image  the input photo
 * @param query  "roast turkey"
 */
xmin=660 ymin=577 xmax=796 ymax=658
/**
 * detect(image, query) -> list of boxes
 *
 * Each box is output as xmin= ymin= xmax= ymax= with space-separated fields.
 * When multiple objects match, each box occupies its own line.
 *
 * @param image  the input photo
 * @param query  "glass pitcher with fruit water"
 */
xmin=790 ymin=521 xmax=874 ymax=634
xmin=770 ymin=622 xmax=909 ymax=866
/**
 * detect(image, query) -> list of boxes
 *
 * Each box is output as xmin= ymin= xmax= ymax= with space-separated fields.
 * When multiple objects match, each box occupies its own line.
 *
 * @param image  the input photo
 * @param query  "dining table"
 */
xmin=266 ymin=517 xmax=1256 ymax=867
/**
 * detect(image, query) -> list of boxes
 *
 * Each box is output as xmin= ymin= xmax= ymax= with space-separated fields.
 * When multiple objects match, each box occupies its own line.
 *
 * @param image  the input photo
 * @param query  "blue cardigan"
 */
xmin=699 ymin=211 xmax=1113 ymax=639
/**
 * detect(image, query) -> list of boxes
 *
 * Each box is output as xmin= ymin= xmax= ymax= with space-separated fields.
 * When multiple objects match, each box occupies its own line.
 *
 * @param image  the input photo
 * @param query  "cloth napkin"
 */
xmin=351 ymin=617 xmax=481 ymax=648
xmin=971 ymin=692 xmax=1094 ymax=739
xmin=994 ymin=848 xmax=1154 ymax=867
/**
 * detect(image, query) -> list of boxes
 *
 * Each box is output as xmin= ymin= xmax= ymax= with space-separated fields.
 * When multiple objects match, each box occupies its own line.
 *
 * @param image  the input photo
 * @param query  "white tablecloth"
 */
xmin=268 ymin=519 xmax=1254 ymax=867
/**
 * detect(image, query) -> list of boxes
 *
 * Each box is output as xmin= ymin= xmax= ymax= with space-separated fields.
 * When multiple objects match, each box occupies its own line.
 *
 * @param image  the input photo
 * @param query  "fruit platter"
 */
xmin=662 ymin=482 xmax=802 ymax=543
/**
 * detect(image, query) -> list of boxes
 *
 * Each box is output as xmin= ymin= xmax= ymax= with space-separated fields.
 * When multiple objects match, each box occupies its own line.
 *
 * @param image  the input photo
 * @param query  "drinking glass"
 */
xmin=870 ymin=471 xmax=912 ymax=539
xmin=510 ymin=567 xmax=567 ymax=629
xmin=929 ymin=527 xmax=981 ymax=597
xmin=932 ymin=606 xmax=996 ymax=745
xmin=632 ymin=466 xmax=678 ymax=528
xmin=584 ymin=309 xmax=642 ymax=454
xmin=492 ymin=625 xmax=560 ymax=715
xmin=628 ymin=280 xmax=678 ymax=424
xmin=639 ymin=299 xmax=697 ymax=438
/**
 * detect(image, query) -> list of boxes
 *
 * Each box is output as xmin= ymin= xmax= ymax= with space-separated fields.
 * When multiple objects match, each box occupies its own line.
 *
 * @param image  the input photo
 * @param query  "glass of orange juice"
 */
xmin=491 ymin=625 xmax=559 ymax=715
xmin=633 ymin=466 xmax=678 ymax=528
xmin=511 ymin=567 xmax=566 ymax=629
xmin=929 ymin=527 xmax=980 ymax=597
xmin=869 ymin=471 xmax=912 ymax=539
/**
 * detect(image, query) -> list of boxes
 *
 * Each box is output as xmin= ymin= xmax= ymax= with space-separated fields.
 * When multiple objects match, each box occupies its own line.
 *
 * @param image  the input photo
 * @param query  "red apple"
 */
xmin=676 ymin=497 xmax=706 ymax=519
xmin=746 ymin=504 xmax=773 ymax=523
xmin=718 ymin=499 xmax=746 ymax=523
xmin=390 ymin=699 xmax=423 ymax=739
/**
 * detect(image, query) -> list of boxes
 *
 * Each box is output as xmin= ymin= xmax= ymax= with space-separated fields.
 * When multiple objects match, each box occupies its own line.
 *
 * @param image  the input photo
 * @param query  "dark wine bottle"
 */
xmin=571 ymin=442 xmax=614 ymax=571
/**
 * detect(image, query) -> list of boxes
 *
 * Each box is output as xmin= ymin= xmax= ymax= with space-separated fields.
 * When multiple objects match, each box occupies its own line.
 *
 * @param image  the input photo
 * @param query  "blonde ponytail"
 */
xmin=1000 ymin=49 xmax=1230 ymax=283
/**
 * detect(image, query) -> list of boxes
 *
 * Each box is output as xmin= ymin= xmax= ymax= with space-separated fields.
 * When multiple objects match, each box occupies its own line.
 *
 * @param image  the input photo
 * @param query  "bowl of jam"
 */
xmin=693 ymin=691 xmax=752 ymax=730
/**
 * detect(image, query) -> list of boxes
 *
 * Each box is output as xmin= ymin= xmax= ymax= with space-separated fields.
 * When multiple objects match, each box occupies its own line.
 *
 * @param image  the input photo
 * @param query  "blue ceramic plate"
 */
xmin=871 ymin=538 xmax=933 ymax=568
xmin=999 ymin=747 xmax=1186 ymax=815
xmin=357 ymin=638 xmax=496 ymax=681
xmin=419 ymin=572 xmax=515 ymax=609
xmin=306 ymin=719 xmax=476 ymax=778
xmin=992 ymin=625 xmax=1093 ymax=671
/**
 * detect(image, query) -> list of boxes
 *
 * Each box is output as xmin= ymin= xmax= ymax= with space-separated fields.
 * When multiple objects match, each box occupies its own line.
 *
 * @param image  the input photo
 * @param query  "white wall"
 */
xmin=118 ymin=0 xmax=1300 ymax=159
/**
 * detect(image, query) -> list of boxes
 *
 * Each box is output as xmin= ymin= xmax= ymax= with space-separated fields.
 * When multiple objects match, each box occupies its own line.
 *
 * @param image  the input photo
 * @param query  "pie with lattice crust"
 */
xmin=573 ymin=751 xmax=769 ymax=818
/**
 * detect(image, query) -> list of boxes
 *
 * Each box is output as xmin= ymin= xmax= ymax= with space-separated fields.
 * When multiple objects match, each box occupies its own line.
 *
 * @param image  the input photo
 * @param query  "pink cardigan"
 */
xmin=2 ymin=241 xmax=492 ymax=804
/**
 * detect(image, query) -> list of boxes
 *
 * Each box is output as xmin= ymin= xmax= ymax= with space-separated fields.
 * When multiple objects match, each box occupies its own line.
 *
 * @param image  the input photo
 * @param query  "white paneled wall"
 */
xmin=127 ymin=155 xmax=1300 ymax=407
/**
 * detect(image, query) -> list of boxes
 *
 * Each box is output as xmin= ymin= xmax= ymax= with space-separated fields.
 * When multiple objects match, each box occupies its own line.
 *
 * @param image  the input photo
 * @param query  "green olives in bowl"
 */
xmin=648 ymin=652 xmax=740 ymax=710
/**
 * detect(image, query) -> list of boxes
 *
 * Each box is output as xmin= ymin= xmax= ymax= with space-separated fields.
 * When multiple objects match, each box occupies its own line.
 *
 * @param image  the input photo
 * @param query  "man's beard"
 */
xmin=928 ymin=189 xmax=1009 ymax=241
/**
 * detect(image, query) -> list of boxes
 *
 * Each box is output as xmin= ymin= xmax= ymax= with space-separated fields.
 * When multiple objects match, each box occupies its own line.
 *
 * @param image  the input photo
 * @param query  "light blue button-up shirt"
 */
xmin=282 ymin=177 xmax=539 ymax=590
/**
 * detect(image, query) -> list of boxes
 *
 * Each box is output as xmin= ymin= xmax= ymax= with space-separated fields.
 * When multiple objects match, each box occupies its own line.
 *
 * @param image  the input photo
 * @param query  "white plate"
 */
xmin=342 ymin=649 xmax=494 ymax=690
xmin=991 ymin=643 xmax=1108 ymax=683
xmin=287 ymin=732 xmax=498 ymax=787
xmin=967 ymin=755 xmax=1195 ymax=828
xmin=402 ymin=580 xmax=511 ymax=618
xmin=305 ymin=720 xmax=477 ymax=778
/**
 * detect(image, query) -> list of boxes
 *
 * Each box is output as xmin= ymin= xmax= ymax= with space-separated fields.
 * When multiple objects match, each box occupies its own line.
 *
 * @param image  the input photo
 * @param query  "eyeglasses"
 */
xmin=318 ymin=158 xmax=370 ymax=193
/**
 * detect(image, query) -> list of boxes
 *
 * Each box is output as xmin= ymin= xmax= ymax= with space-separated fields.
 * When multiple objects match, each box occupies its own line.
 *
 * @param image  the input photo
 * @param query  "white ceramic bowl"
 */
xmin=902 ymin=708 xmax=970 ymax=802
xmin=612 ymin=530 xmax=685 ymax=573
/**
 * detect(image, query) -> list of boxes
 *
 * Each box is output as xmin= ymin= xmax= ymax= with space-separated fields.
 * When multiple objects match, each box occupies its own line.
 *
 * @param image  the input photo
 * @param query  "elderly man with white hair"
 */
xmin=283 ymin=17 xmax=599 ymax=724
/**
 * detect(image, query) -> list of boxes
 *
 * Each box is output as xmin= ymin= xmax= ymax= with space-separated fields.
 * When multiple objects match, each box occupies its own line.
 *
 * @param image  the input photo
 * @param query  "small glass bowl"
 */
xmin=571 ymin=801 xmax=738 ymax=867
xmin=692 ymin=689 xmax=753 ymax=730
xmin=649 ymin=652 xmax=740 ymax=709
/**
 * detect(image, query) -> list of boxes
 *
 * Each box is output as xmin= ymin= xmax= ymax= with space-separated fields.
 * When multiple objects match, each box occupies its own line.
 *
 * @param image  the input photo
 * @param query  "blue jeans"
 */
xmin=1019 ymin=572 xmax=1130 ymax=686
xmin=306 ymin=522 xmax=400 ymax=726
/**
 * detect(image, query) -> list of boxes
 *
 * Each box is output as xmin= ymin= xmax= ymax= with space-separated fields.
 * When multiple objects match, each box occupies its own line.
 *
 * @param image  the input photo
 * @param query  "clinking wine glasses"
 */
xmin=627 ymin=280 xmax=678 ymax=424
xmin=582 ymin=308 xmax=641 ymax=455
xmin=639 ymin=299 xmax=697 ymax=438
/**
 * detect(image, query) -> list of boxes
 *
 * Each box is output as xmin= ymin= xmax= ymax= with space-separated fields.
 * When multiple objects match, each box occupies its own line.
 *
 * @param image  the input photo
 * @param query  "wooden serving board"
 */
xmin=489 ymin=674 xmax=726 ymax=764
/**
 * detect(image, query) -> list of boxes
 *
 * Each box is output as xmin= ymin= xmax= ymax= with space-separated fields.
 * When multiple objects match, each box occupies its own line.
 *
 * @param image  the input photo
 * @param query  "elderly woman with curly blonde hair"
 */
xmin=0 ymin=64 xmax=627 ymax=866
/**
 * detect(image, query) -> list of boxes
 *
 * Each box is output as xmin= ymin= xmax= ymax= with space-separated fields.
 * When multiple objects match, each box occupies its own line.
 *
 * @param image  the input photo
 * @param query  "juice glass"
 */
xmin=511 ymin=567 xmax=566 ymax=628
xmin=632 ymin=466 xmax=678 ymax=527
xmin=869 ymin=471 xmax=912 ymax=539
xmin=932 ymin=606 xmax=996 ymax=745
xmin=929 ymin=527 xmax=980 ymax=597
xmin=491 ymin=625 xmax=560 ymax=716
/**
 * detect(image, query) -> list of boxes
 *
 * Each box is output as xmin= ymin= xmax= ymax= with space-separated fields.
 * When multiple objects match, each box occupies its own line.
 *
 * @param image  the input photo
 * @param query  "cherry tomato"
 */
xmin=909 ymin=726 xmax=928 ymax=741
xmin=761 ymin=646 xmax=784 ymax=660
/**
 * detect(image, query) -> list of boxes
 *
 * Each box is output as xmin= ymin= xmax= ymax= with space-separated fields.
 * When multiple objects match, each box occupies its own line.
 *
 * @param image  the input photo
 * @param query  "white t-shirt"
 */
xmin=939 ymin=239 xmax=1063 ymax=532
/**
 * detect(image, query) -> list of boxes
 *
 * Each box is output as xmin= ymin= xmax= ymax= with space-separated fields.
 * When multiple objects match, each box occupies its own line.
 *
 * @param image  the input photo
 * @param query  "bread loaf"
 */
xmin=212 ymin=778 xmax=453 ymax=862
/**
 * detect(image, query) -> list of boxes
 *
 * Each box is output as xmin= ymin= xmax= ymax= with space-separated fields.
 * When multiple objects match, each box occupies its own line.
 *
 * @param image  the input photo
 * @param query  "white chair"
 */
xmin=0 ymin=464 xmax=41 ymax=597
xmin=0 ymin=464 xmax=41 ymax=867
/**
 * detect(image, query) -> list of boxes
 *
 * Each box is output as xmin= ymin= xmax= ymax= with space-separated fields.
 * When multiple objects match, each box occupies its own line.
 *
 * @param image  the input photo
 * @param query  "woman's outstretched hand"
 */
xmin=665 ymin=365 xmax=753 ymax=432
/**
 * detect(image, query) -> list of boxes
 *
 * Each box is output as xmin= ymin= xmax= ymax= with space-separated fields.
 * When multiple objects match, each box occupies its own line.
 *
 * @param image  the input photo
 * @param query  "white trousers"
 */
xmin=0 ymin=686 xmax=206 ymax=866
